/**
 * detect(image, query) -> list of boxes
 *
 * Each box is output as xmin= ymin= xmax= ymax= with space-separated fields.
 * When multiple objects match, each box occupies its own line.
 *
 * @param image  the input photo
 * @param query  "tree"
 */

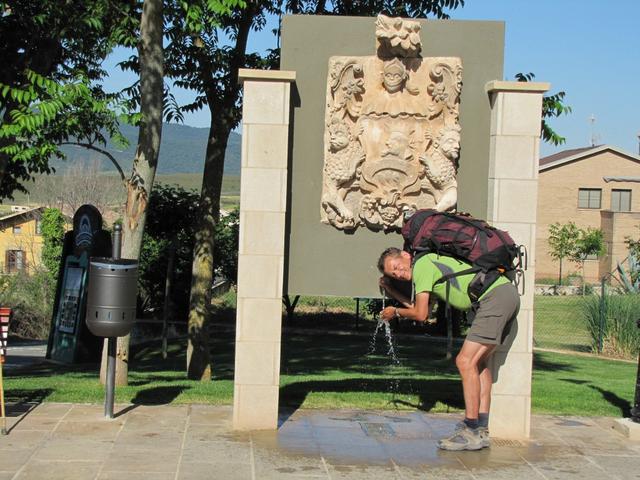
xmin=106 ymin=0 xmax=164 ymax=386
xmin=570 ymin=227 xmax=605 ymax=293
xmin=40 ymin=208 xmax=66 ymax=280
xmin=138 ymin=184 xmax=200 ymax=316
xmin=548 ymin=222 xmax=580 ymax=285
xmin=0 ymin=1 xmax=138 ymax=200
xmin=38 ymin=159 xmax=125 ymax=215
xmin=155 ymin=0 xmax=466 ymax=380
xmin=515 ymin=72 xmax=572 ymax=146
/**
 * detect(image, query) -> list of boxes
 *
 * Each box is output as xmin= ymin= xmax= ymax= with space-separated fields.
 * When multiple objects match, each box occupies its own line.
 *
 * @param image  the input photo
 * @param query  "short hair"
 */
xmin=377 ymin=247 xmax=403 ymax=273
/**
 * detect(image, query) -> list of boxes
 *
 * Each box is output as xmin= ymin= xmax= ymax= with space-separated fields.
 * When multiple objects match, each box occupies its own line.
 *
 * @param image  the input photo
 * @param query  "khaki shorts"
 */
xmin=466 ymin=283 xmax=520 ymax=345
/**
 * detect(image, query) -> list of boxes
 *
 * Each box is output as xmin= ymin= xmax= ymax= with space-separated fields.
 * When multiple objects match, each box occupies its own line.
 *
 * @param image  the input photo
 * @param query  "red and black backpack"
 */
xmin=401 ymin=209 xmax=526 ymax=302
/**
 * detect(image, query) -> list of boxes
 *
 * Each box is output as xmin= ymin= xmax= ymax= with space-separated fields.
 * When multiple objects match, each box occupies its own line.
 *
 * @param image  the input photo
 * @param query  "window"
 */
xmin=12 ymin=225 xmax=22 ymax=234
xmin=35 ymin=219 xmax=42 ymax=235
xmin=578 ymin=188 xmax=601 ymax=209
xmin=5 ymin=250 xmax=25 ymax=273
xmin=611 ymin=189 xmax=631 ymax=212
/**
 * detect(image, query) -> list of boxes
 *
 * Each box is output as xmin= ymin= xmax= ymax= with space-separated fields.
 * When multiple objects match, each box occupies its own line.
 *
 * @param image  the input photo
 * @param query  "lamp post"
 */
xmin=631 ymin=318 xmax=640 ymax=423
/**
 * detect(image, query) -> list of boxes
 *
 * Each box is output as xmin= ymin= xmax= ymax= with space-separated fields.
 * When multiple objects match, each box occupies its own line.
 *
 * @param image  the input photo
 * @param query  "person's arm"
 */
xmin=379 ymin=276 xmax=412 ymax=307
xmin=380 ymin=291 xmax=430 ymax=322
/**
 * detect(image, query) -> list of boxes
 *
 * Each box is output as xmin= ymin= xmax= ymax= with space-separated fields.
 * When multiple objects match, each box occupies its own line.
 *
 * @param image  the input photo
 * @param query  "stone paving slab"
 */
xmin=0 ymin=403 xmax=639 ymax=479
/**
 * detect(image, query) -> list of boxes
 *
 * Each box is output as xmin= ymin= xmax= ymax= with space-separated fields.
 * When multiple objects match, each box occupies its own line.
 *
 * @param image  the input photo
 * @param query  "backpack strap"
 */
xmin=433 ymin=267 xmax=480 ymax=286
xmin=433 ymin=266 xmax=480 ymax=328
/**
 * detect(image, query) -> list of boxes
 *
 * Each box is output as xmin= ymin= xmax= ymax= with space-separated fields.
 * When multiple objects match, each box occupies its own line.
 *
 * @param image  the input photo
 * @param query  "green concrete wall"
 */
xmin=281 ymin=15 xmax=504 ymax=297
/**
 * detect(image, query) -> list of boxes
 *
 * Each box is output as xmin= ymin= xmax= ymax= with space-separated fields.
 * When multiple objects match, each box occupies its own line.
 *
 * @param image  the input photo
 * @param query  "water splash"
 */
xmin=368 ymin=318 xmax=400 ymax=365
xmin=367 ymin=317 xmax=402 ymax=399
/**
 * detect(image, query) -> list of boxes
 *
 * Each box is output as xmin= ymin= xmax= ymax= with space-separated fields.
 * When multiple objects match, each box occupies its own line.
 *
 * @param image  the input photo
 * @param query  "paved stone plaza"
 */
xmin=0 ymin=403 xmax=639 ymax=479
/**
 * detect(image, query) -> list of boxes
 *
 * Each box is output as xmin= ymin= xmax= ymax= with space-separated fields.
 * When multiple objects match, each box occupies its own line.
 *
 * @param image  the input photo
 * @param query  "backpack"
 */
xmin=401 ymin=209 xmax=526 ymax=302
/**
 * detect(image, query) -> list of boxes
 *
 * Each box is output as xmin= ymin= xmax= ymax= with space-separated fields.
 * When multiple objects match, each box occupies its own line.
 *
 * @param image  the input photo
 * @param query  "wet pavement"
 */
xmin=0 ymin=403 xmax=639 ymax=479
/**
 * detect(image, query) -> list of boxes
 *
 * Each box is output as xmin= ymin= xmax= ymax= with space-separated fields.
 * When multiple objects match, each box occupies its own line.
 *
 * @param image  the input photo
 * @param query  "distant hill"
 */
xmin=55 ymin=123 xmax=241 ymax=176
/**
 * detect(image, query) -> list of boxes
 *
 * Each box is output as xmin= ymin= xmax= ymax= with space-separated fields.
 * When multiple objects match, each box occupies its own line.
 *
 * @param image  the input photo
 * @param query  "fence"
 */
xmin=214 ymin=288 xmax=639 ymax=359
xmin=533 ymin=295 xmax=594 ymax=353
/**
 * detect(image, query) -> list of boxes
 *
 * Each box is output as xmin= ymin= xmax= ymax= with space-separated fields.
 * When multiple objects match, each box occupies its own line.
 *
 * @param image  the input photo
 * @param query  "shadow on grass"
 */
xmin=532 ymin=352 xmax=575 ymax=372
xmin=589 ymin=386 xmax=631 ymax=417
xmin=131 ymin=385 xmax=190 ymax=405
xmin=558 ymin=377 xmax=632 ymax=417
xmin=280 ymin=378 xmax=463 ymax=413
xmin=5 ymin=388 xmax=53 ymax=406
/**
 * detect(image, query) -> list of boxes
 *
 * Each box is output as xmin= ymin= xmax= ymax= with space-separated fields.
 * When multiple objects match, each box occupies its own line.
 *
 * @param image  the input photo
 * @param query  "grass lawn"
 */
xmin=534 ymin=295 xmax=593 ymax=352
xmin=6 ymin=325 xmax=636 ymax=418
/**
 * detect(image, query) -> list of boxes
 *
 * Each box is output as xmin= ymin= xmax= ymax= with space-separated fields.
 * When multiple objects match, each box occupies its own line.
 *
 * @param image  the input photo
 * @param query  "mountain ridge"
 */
xmin=55 ymin=123 xmax=241 ymax=176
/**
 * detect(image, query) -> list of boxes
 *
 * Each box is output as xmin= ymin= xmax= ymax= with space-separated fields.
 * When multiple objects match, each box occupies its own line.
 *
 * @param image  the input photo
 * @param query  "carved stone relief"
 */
xmin=321 ymin=14 xmax=463 ymax=231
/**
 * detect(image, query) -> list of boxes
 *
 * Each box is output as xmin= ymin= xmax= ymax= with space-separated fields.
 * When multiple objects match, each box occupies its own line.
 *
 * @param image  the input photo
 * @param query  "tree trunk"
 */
xmin=186 ymin=6 xmax=255 ymax=381
xmin=186 ymin=120 xmax=228 ymax=380
xmin=99 ymin=0 xmax=163 ymax=387
xmin=558 ymin=257 xmax=563 ymax=286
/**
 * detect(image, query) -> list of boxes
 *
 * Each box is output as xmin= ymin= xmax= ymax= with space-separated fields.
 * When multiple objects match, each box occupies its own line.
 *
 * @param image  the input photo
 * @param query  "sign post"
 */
xmin=0 ymin=307 xmax=10 ymax=434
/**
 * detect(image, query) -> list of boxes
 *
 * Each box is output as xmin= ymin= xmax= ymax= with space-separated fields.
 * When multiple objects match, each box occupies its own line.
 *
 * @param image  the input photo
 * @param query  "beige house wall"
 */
xmin=536 ymin=150 xmax=640 ymax=283
xmin=0 ymin=216 xmax=44 ymax=273
xmin=601 ymin=210 xmax=640 ymax=274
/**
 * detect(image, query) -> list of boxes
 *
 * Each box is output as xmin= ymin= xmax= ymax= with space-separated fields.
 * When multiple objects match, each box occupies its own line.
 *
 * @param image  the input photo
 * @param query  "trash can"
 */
xmin=85 ymin=258 xmax=138 ymax=338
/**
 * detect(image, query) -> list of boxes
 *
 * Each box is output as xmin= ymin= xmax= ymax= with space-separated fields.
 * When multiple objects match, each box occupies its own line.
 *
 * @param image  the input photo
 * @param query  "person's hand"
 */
xmin=380 ymin=306 xmax=397 ymax=321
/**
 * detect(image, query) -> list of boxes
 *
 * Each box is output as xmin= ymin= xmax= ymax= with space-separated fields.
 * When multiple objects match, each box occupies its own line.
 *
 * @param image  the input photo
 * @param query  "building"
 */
xmin=536 ymin=145 xmax=640 ymax=283
xmin=0 ymin=207 xmax=47 ymax=274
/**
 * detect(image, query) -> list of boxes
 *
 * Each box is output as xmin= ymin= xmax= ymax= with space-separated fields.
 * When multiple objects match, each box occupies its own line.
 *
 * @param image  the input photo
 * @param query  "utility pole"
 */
xmin=588 ymin=114 xmax=598 ymax=147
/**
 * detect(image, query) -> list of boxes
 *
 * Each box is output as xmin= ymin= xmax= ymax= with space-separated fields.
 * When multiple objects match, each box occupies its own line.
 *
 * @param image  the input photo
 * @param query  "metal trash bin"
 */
xmin=86 ymin=258 xmax=138 ymax=338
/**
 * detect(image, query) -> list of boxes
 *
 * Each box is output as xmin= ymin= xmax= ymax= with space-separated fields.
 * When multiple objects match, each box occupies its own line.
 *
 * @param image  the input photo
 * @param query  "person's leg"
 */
xmin=478 ymin=352 xmax=494 ymax=416
xmin=438 ymin=340 xmax=495 ymax=451
xmin=455 ymin=340 xmax=495 ymax=421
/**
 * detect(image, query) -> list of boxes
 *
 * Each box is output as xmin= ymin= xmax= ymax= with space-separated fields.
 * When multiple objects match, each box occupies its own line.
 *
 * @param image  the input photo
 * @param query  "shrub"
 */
xmin=582 ymin=293 xmax=640 ymax=359
xmin=138 ymin=185 xmax=239 ymax=318
xmin=40 ymin=208 xmax=65 ymax=280
xmin=0 ymin=269 xmax=56 ymax=339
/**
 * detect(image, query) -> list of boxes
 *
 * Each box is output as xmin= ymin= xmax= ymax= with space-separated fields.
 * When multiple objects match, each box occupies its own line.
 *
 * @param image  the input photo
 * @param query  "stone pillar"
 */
xmin=233 ymin=69 xmax=296 ymax=430
xmin=485 ymin=80 xmax=549 ymax=439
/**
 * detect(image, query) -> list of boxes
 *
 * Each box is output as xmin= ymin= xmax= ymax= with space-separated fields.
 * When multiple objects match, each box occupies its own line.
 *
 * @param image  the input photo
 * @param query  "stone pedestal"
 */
xmin=233 ymin=69 xmax=295 ymax=430
xmin=485 ymin=81 xmax=549 ymax=439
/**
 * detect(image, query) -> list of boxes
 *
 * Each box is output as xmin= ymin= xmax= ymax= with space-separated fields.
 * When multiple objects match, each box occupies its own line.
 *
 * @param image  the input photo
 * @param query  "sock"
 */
xmin=463 ymin=417 xmax=479 ymax=430
xmin=478 ymin=413 xmax=489 ymax=429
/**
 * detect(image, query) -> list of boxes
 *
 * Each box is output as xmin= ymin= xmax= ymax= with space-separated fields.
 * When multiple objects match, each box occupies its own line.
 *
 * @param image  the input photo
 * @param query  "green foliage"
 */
xmin=515 ymin=72 xmax=572 ymax=146
xmin=571 ymin=227 xmax=605 ymax=263
xmin=213 ymin=209 xmax=239 ymax=284
xmin=138 ymin=184 xmax=201 ymax=316
xmin=621 ymin=229 xmax=640 ymax=290
xmin=548 ymin=222 xmax=604 ymax=285
xmin=548 ymin=222 xmax=580 ymax=284
xmin=137 ymin=184 xmax=239 ymax=316
xmin=0 ymin=1 xmax=138 ymax=199
xmin=40 ymin=208 xmax=66 ymax=279
xmin=0 ymin=270 xmax=56 ymax=339
xmin=582 ymin=294 xmax=640 ymax=358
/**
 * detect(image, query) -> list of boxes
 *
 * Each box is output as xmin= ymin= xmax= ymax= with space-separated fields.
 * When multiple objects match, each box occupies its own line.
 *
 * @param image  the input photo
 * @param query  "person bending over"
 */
xmin=377 ymin=247 xmax=519 ymax=451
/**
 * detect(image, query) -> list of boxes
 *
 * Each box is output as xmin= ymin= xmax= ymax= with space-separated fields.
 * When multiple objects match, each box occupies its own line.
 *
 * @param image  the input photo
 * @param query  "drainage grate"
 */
xmin=360 ymin=422 xmax=395 ymax=437
xmin=492 ymin=438 xmax=525 ymax=447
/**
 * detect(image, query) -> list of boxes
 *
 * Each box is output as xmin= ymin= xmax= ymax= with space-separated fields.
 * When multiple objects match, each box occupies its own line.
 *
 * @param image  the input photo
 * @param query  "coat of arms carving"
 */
xmin=321 ymin=14 xmax=463 ymax=231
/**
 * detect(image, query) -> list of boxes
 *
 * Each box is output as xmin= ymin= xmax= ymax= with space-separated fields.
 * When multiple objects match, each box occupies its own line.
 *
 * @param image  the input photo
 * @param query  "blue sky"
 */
xmin=103 ymin=0 xmax=640 ymax=158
